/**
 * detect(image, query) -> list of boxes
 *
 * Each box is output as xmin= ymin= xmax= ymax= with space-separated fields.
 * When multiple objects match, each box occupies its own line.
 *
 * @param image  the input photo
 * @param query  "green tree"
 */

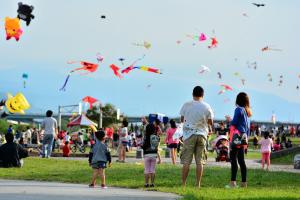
xmin=0 ymin=119 xmax=9 ymax=134
xmin=86 ymin=103 xmax=120 ymax=128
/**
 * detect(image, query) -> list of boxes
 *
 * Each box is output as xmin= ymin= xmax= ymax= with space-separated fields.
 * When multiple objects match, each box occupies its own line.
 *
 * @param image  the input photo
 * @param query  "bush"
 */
xmin=0 ymin=119 xmax=9 ymax=135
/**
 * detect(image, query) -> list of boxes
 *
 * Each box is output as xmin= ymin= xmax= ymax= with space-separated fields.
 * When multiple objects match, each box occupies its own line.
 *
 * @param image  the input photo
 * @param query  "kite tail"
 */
xmin=59 ymin=74 xmax=71 ymax=91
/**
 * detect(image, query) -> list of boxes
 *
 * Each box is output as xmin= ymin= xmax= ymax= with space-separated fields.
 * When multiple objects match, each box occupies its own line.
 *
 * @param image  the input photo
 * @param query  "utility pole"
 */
xmin=98 ymin=105 xmax=103 ymax=129
xmin=58 ymin=106 xmax=62 ymax=132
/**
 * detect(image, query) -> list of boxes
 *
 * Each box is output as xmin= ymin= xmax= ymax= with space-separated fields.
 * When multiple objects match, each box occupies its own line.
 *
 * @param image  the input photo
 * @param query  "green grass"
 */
xmin=272 ymin=151 xmax=300 ymax=165
xmin=0 ymin=158 xmax=300 ymax=200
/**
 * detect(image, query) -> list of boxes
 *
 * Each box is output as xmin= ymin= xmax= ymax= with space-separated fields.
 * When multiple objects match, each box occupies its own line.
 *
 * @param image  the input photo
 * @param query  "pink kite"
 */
xmin=199 ymin=33 xmax=207 ymax=41
xmin=96 ymin=53 xmax=104 ymax=62
xmin=218 ymin=84 xmax=233 ymax=95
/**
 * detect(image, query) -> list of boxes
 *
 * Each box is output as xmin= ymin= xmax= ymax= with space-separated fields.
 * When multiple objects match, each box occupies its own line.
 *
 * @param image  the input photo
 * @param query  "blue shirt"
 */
xmin=230 ymin=107 xmax=250 ymax=136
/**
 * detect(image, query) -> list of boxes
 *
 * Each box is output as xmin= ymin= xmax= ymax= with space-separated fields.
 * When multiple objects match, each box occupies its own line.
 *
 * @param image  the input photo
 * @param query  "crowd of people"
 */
xmin=0 ymin=85 xmax=299 ymax=189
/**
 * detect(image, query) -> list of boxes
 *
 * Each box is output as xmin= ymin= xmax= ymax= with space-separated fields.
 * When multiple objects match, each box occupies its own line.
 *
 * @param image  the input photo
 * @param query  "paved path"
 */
xmin=0 ymin=180 xmax=180 ymax=200
xmin=54 ymin=157 xmax=300 ymax=174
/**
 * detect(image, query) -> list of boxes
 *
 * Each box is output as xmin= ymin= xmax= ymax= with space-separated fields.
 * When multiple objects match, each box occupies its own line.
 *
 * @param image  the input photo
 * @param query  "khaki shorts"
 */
xmin=180 ymin=134 xmax=207 ymax=165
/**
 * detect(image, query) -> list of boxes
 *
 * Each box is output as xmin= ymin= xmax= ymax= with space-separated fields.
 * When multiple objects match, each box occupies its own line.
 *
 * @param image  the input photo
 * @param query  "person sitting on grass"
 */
xmin=273 ymin=139 xmax=281 ymax=151
xmin=0 ymin=133 xmax=28 ymax=168
xmin=258 ymin=131 xmax=273 ymax=171
xmin=63 ymin=141 xmax=70 ymax=157
xmin=89 ymin=130 xmax=111 ymax=189
xmin=142 ymin=123 xmax=159 ymax=188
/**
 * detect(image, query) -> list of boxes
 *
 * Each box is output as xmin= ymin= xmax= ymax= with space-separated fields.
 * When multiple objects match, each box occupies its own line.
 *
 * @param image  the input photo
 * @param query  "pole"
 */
xmin=98 ymin=106 xmax=103 ymax=129
xmin=58 ymin=106 xmax=62 ymax=132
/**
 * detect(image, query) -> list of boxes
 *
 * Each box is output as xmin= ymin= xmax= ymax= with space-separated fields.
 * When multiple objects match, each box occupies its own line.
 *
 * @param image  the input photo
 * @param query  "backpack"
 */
xmin=230 ymin=126 xmax=247 ymax=149
xmin=149 ymin=135 xmax=160 ymax=151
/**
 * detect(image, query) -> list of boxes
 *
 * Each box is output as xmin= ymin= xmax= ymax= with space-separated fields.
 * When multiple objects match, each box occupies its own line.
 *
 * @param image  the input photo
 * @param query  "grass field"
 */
xmin=0 ymin=158 xmax=299 ymax=200
xmin=272 ymin=151 xmax=300 ymax=165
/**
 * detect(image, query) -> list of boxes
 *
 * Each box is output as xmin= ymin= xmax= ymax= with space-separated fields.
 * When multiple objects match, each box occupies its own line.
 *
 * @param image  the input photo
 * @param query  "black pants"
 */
xmin=230 ymin=147 xmax=247 ymax=182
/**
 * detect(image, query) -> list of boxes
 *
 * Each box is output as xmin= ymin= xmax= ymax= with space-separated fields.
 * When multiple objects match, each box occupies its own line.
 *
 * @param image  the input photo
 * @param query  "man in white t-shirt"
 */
xmin=41 ymin=110 xmax=58 ymax=158
xmin=180 ymin=86 xmax=214 ymax=188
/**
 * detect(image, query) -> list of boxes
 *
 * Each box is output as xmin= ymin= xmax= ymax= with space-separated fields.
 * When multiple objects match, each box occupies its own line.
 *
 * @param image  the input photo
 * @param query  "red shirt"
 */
xmin=105 ymin=127 xmax=114 ymax=139
xmin=63 ymin=145 xmax=70 ymax=157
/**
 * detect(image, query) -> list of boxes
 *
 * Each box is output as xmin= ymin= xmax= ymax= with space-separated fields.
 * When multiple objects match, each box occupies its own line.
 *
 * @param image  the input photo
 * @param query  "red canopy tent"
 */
xmin=67 ymin=114 xmax=97 ymax=127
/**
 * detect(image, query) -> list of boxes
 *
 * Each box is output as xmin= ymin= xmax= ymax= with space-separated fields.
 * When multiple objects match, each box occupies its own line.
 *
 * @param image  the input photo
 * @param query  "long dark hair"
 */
xmin=236 ymin=92 xmax=252 ymax=117
xmin=170 ymin=119 xmax=177 ymax=129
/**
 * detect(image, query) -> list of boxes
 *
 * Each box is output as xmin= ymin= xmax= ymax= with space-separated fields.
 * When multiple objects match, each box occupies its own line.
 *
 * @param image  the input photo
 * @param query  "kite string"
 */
xmin=129 ymin=54 xmax=146 ymax=67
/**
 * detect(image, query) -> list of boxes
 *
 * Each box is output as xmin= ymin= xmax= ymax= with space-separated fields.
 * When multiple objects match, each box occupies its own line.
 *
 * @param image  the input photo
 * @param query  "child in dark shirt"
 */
xmin=88 ymin=130 xmax=111 ymax=189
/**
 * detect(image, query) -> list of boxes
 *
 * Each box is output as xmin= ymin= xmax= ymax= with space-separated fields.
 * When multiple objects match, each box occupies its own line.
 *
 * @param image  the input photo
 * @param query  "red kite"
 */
xmin=82 ymin=96 xmax=98 ymax=109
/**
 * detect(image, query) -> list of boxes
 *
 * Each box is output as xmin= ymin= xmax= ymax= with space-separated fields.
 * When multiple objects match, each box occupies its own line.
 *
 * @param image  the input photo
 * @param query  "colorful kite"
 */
xmin=199 ymin=65 xmax=210 ymax=74
xmin=122 ymin=65 xmax=161 ymax=74
xmin=60 ymin=61 xmax=99 ymax=91
xmin=5 ymin=17 xmax=23 ymax=41
xmin=82 ymin=96 xmax=98 ymax=109
xmin=110 ymin=64 xmax=122 ymax=78
xmin=133 ymin=41 xmax=151 ymax=49
xmin=208 ymin=37 xmax=218 ymax=48
xmin=186 ymin=33 xmax=207 ymax=41
xmin=17 ymin=2 xmax=35 ymax=26
xmin=22 ymin=73 xmax=28 ymax=88
xmin=261 ymin=46 xmax=282 ymax=52
xmin=218 ymin=84 xmax=233 ymax=95
xmin=133 ymin=66 xmax=162 ymax=74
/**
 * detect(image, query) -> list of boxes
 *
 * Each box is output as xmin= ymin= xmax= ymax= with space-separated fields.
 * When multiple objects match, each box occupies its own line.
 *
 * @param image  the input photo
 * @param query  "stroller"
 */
xmin=212 ymin=135 xmax=230 ymax=162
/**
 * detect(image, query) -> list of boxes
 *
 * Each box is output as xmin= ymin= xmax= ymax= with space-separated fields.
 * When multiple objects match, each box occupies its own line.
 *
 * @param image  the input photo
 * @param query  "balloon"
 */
xmin=17 ymin=2 xmax=35 ymax=26
xmin=5 ymin=17 xmax=23 ymax=41
xmin=5 ymin=92 xmax=30 ymax=114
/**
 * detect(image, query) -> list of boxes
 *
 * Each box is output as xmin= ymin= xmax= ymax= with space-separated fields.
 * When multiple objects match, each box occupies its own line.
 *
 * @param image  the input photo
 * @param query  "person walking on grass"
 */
xmin=142 ymin=123 xmax=160 ymax=187
xmin=180 ymin=86 xmax=214 ymax=188
xmin=259 ymin=131 xmax=273 ymax=171
xmin=41 ymin=110 xmax=58 ymax=158
xmin=165 ymin=119 xmax=179 ymax=165
xmin=89 ymin=130 xmax=111 ymax=189
xmin=117 ymin=120 xmax=128 ymax=163
xmin=227 ymin=92 xmax=251 ymax=188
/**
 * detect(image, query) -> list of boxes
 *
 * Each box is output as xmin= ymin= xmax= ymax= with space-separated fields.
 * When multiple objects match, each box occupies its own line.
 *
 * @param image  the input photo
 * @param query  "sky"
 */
xmin=0 ymin=0 xmax=300 ymax=122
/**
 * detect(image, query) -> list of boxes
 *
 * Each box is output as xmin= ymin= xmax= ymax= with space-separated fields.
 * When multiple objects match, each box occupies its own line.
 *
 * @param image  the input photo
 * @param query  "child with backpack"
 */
xmin=141 ymin=123 xmax=159 ymax=188
xmin=88 ymin=130 xmax=111 ymax=189
xmin=259 ymin=131 xmax=273 ymax=170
